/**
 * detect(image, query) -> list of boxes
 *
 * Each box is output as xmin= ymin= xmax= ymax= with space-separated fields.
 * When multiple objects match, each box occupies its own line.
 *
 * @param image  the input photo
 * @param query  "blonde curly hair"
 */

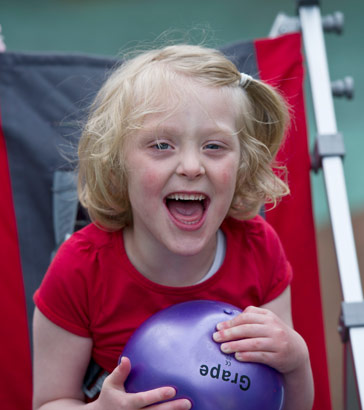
xmin=78 ymin=44 xmax=290 ymax=230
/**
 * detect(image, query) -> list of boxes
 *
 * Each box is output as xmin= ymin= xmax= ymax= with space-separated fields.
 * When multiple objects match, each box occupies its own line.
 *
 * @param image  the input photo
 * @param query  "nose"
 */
xmin=176 ymin=149 xmax=205 ymax=179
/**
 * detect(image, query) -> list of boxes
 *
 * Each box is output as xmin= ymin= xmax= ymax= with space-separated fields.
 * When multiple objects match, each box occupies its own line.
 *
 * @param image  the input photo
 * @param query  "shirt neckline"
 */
xmin=115 ymin=226 xmax=230 ymax=295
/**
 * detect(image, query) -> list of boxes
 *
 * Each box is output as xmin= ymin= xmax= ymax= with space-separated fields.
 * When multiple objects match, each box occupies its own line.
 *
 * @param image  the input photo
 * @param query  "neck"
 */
xmin=123 ymin=227 xmax=217 ymax=287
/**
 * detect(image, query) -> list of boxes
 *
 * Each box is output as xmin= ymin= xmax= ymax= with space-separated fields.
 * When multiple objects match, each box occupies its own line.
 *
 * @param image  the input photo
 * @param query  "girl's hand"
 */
xmin=212 ymin=305 xmax=309 ymax=375
xmin=92 ymin=357 xmax=192 ymax=410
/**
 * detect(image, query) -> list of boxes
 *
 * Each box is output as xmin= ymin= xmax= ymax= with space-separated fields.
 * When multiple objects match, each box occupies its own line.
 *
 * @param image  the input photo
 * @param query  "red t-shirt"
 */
xmin=34 ymin=215 xmax=292 ymax=373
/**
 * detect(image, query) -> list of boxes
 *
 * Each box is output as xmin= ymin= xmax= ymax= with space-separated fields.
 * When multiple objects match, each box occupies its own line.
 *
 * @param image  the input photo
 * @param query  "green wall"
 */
xmin=1 ymin=0 xmax=363 ymax=225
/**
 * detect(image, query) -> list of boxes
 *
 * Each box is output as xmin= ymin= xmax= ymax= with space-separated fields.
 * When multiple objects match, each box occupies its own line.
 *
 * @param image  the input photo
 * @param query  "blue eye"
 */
xmin=154 ymin=142 xmax=171 ymax=150
xmin=205 ymin=143 xmax=220 ymax=150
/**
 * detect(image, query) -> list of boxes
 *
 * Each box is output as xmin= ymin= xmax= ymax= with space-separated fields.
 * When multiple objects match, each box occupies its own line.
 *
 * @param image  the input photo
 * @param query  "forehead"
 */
xmin=138 ymin=77 xmax=241 ymax=135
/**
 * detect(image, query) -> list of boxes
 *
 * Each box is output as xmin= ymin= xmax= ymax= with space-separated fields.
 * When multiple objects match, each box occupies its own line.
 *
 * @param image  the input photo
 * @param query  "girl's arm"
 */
xmin=213 ymin=287 xmax=314 ymax=410
xmin=33 ymin=308 xmax=93 ymax=409
xmin=33 ymin=308 xmax=191 ymax=410
xmin=261 ymin=287 xmax=314 ymax=410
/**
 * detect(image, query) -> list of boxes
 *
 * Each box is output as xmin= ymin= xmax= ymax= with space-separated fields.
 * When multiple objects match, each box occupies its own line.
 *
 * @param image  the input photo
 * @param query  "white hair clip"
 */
xmin=239 ymin=73 xmax=253 ymax=89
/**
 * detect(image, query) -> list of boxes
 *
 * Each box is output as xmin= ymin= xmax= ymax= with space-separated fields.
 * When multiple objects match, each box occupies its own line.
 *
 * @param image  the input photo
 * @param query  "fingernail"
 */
xmin=235 ymin=352 xmax=244 ymax=361
xmin=221 ymin=343 xmax=231 ymax=353
xmin=183 ymin=399 xmax=192 ymax=409
xmin=216 ymin=322 xmax=224 ymax=330
xmin=167 ymin=387 xmax=176 ymax=395
xmin=212 ymin=331 xmax=221 ymax=342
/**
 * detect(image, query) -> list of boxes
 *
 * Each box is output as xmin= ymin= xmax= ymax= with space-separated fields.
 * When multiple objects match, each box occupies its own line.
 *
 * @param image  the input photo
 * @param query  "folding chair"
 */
xmin=2 ymin=2 xmax=358 ymax=408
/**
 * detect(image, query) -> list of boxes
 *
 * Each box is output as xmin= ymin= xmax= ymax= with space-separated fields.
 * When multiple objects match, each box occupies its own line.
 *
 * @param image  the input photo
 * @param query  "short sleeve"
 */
xmin=33 ymin=235 xmax=94 ymax=337
xmin=259 ymin=220 xmax=293 ymax=304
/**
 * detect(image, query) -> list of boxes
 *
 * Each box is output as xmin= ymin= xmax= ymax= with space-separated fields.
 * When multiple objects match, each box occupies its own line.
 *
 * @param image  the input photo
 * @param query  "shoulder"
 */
xmin=222 ymin=215 xmax=280 ymax=245
xmin=69 ymin=222 xmax=117 ymax=247
xmin=221 ymin=216 xmax=292 ymax=305
xmin=35 ymin=224 xmax=123 ymax=324
xmin=34 ymin=223 xmax=120 ymax=337
xmin=51 ymin=223 xmax=122 ymax=272
xmin=59 ymin=223 xmax=119 ymax=255
xmin=222 ymin=215 xmax=288 ymax=266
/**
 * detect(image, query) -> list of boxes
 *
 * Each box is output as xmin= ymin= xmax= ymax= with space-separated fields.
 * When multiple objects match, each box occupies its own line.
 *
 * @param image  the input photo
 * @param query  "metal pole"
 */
xmin=298 ymin=3 xmax=364 ymax=408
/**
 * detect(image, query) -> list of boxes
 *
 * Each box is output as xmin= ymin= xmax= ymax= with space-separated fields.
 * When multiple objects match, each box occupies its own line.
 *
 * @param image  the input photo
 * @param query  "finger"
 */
xmin=104 ymin=356 xmax=131 ymax=391
xmin=216 ymin=308 xmax=270 ymax=331
xmin=219 ymin=337 xmax=275 ymax=355
xmin=131 ymin=386 xmax=178 ymax=408
xmin=146 ymin=397 xmax=192 ymax=410
xmin=244 ymin=305 xmax=271 ymax=315
xmin=235 ymin=350 xmax=277 ymax=366
xmin=213 ymin=323 xmax=268 ymax=343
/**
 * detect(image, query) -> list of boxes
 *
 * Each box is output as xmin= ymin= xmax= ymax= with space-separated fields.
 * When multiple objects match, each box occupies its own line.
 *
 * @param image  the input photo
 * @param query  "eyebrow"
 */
xmin=142 ymin=123 xmax=236 ymax=138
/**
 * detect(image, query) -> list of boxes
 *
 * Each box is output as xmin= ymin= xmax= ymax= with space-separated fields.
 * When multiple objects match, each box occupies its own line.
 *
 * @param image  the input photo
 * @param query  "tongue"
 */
xmin=167 ymin=200 xmax=204 ymax=223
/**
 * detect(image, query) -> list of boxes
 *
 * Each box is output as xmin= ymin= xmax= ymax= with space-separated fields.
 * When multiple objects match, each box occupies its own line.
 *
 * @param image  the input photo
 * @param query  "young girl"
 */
xmin=33 ymin=44 xmax=314 ymax=409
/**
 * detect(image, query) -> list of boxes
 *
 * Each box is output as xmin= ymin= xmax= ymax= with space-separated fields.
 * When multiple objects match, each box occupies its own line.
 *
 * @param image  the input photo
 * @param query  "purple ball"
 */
xmin=122 ymin=300 xmax=284 ymax=409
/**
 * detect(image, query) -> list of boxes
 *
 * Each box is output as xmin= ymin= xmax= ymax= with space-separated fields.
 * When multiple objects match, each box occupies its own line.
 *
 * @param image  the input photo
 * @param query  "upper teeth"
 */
xmin=167 ymin=193 xmax=206 ymax=201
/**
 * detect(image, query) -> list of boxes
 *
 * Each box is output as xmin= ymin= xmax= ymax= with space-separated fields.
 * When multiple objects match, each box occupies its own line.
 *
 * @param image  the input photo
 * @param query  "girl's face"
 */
xmin=124 ymin=80 xmax=241 ymax=258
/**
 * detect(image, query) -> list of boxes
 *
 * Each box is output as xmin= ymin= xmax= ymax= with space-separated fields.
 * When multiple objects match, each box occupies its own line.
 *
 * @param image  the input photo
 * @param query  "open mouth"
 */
xmin=165 ymin=193 xmax=209 ymax=226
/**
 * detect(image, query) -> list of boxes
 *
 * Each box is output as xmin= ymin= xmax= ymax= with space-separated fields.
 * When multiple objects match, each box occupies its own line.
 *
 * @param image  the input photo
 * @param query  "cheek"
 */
xmin=143 ymin=169 xmax=165 ymax=194
xmin=129 ymin=166 xmax=164 ymax=197
xmin=221 ymin=169 xmax=236 ymax=185
xmin=217 ymin=161 xmax=239 ymax=190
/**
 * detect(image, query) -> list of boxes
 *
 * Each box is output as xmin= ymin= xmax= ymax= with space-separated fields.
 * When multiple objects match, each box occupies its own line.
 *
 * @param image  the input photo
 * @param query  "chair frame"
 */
xmin=270 ymin=1 xmax=364 ymax=408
